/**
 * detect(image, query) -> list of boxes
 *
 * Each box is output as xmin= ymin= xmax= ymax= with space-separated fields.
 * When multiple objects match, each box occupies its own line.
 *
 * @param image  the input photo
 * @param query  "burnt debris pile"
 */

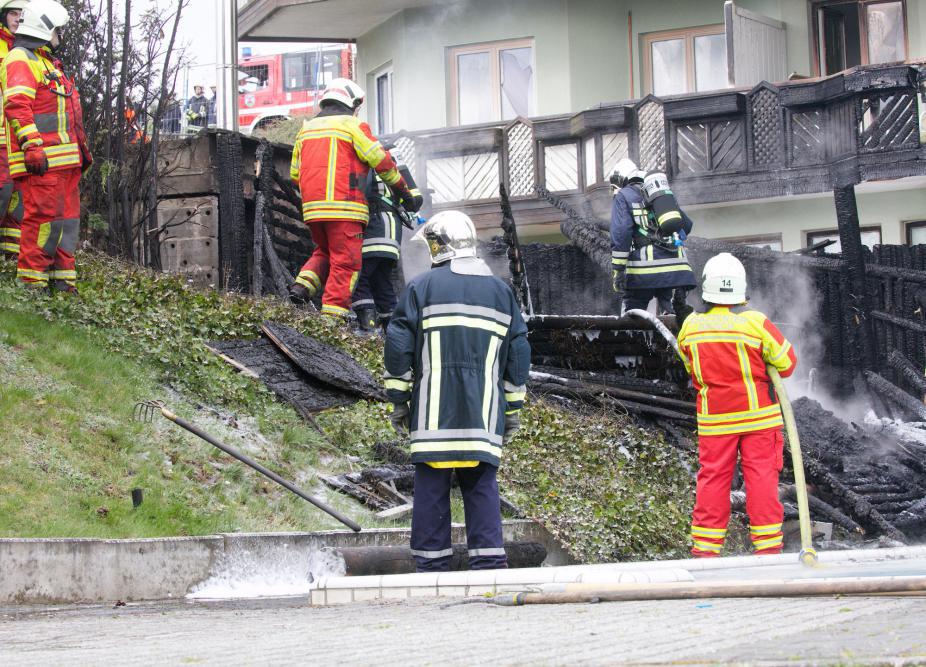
xmin=207 ymin=321 xmax=385 ymax=417
xmin=792 ymin=397 xmax=926 ymax=542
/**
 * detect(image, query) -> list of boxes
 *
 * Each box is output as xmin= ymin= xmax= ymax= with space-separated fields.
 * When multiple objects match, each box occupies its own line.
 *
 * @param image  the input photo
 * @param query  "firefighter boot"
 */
xmin=354 ymin=307 xmax=377 ymax=332
xmin=288 ymin=283 xmax=317 ymax=310
xmin=51 ymin=280 xmax=79 ymax=296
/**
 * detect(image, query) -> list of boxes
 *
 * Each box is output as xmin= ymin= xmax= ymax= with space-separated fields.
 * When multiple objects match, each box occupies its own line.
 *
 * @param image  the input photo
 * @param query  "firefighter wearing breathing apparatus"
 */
xmin=350 ymin=145 xmax=422 ymax=332
xmin=677 ymin=253 xmax=798 ymax=557
xmin=2 ymin=0 xmax=90 ymax=292
xmin=609 ymin=158 xmax=696 ymax=315
xmin=384 ymin=210 xmax=530 ymax=572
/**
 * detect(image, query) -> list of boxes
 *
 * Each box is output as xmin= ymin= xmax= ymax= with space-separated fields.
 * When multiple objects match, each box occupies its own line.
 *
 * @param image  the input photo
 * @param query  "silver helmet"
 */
xmin=412 ymin=210 xmax=477 ymax=264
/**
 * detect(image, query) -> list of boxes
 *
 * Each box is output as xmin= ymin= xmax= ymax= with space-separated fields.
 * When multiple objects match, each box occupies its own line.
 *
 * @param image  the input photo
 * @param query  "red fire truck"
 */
xmin=238 ymin=45 xmax=354 ymax=134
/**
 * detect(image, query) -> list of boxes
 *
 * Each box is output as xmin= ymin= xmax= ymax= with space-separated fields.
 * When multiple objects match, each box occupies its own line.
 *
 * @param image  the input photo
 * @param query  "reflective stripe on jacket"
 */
xmin=0 ymin=27 xmax=14 ymax=151
xmin=610 ymin=183 xmax=696 ymax=291
xmin=1 ymin=45 xmax=84 ymax=177
xmin=290 ymin=109 xmax=406 ymax=224
xmin=384 ymin=262 xmax=531 ymax=467
xmin=677 ymin=306 xmax=798 ymax=436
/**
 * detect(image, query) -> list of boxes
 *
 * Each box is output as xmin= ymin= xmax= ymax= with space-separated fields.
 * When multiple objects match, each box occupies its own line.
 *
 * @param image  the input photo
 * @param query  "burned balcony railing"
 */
xmin=385 ymin=63 xmax=925 ymax=229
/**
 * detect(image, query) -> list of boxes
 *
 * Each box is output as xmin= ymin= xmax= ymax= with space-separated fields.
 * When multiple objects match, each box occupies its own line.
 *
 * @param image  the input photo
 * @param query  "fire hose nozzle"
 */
xmin=799 ymin=548 xmax=819 ymax=567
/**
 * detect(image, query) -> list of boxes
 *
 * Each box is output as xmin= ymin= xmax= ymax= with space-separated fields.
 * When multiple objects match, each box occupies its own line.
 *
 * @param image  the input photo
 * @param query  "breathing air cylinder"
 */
xmin=641 ymin=172 xmax=684 ymax=237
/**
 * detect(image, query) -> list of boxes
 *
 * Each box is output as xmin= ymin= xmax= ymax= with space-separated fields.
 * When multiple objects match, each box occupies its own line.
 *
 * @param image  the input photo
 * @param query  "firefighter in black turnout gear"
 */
xmin=609 ymin=158 xmax=696 ymax=316
xmin=384 ymin=210 xmax=531 ymax=572
xmin=351 ymin=147 xmax=422 ymax=331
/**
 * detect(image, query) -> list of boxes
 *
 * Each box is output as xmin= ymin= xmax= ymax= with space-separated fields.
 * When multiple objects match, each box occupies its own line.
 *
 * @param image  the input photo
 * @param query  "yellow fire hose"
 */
xmin=625 ymin=309 xmax=817 ymax=566
xmin=767 ymin=366 xmax=818 ymax=567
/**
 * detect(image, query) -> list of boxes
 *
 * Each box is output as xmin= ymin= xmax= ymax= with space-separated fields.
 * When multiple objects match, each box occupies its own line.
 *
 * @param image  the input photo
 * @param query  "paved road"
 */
xmin=1 ymin=594 xmax=925 ymax=665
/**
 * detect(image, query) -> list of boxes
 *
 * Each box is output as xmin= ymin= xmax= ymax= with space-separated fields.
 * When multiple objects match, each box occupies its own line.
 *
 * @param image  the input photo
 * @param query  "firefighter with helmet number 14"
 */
xmin=609 ymin=158 xmax=696 ymax=317
xmin=2 ymin=0 xmax=91 ymax=293
xmin=677 ymin=253 xmax=797 ymax=558
xmin=0 ymin=0 xmax=27 ymax=260
xmin=289 ymin=77 xmax=419 ymax=319
xmin=384 ymin=211 xmax=531 ymax=572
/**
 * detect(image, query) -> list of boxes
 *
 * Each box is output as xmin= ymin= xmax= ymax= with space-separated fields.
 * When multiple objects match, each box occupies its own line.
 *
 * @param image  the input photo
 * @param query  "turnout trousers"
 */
xmin=411 ymin=462 xmax=508 ymax=572
xmin=690 ymin=427 xmax=785 ymax=557
xmin=295 ymin=218 xmax=363 ymax=318
xmin=0 ymin=143 xmax=19 ymax=257
xmin=16 ymin=168 xmax=81 ymax=287
xmin=351 ymin=256 xmax=397 ymax=317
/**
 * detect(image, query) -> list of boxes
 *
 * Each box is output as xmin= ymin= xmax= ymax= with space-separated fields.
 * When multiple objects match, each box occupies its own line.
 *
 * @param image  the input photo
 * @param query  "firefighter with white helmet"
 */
xmin=676 ymin=252 xmax=798 ymax=558
xmin=384 ymin=210 xmax=531 ymax=572
xmin=2 ymin=0 xmax=91 ymax=292
xmin=609 ymin=157 xmax=696 ymax=316
xmin=0 ymin=0 xmax=27 ymax=259
xmin=289 ymin=77 xmax=418 ymax=319
xmin=186 ymin=84 xmax=208 ymax=128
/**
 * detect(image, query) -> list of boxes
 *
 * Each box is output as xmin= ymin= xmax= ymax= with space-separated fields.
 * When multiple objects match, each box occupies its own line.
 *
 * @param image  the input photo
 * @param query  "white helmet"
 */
xmin=17 ymin=0 xmax=66 ymax=42
xmin=1 ymin=1 xmax=30 ymax=12
xmin=609 ymin=158 xmax=645 ymax=189
xmin=701 ymin=252 xmax=747 ymax=305
xmin=413 ymin=210 xmax=478 ymax=264
xmin=320 ymin=78 xmax=365 ymax=110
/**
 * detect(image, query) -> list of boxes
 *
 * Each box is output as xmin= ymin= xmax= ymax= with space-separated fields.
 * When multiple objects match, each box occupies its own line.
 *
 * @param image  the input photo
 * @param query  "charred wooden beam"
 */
xmin=887 ymin=349 xmax=926 ymax=396
xmin=268 ymin=198 xmax=304 ymax=224
xmin=530 ymin=365 xmax=686 ymax=398
xmin=271 ymin=167 xmax=302 ymax=209
xmin=529 ymin=371 xmax=695 ymax=414
xmin=499 ymin=182 xmax=533 ymax=315
xmin=327 ymin=542 xmax=547 ymax=576
xmin=800 ymin=453 xmax=907 ymax=543
xmin=526 ymin=313 xmax=677 ymax=331
xmin=535 ymin=185 xmax=611 ymax=272
xmin=780 ymin=484 xmax=864 ymax=535
xmin=262 ymin=223 xmax=293 ymax=299
xmin=865 ymin=371 xmax=926 ymax=421
xmin=835 ymin=185 xmax=876 ymax=372
xmin=531 ymin=381 xmax=696 ymax=424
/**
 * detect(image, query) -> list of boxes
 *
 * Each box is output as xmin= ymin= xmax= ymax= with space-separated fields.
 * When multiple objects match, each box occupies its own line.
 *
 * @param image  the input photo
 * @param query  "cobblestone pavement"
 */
xmin=1 ymin=594 xmax=925 ymax=665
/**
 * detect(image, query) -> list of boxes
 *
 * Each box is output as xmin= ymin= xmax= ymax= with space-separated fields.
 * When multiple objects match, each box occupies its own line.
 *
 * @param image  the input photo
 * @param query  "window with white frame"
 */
xmin=374 ymin=69 xmax=394 ymax=135
xmin=448 ymin=38 xmax=535 ymax=125
xmin=906 ymin=220 xmax=926 ymax=245
xmin=720 ymin=234 xmax=784 ymax=251
xmin=806 ymin=226 xmax=882 ymax=253
xmin=642 ymin=25 xmax=728 ymax=96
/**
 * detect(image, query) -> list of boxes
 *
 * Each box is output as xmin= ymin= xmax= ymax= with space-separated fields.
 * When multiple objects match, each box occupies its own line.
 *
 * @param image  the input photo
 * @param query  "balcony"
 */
xmin=384 ymin=63 xmax=926 ymax=233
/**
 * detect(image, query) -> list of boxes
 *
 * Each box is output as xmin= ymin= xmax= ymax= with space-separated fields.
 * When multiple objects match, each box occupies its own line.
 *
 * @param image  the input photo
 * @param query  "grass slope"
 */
xmin=0 ymin=252 xmax=695 ymax=560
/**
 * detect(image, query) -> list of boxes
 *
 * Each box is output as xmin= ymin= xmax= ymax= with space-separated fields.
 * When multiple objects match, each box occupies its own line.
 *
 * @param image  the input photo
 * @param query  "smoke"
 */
xmin=745 ymin=257 xmax=874 ymax=423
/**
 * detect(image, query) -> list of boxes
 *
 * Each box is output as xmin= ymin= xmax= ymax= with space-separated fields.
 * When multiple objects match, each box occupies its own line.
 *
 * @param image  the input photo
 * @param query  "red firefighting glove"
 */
xmin=24 ymin=146 xmax=48 ymax=176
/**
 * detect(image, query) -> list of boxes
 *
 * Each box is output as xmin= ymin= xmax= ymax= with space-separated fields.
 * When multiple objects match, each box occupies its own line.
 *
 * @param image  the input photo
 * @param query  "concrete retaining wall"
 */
xmin=0 ymin=520 xmax=571 ymax=604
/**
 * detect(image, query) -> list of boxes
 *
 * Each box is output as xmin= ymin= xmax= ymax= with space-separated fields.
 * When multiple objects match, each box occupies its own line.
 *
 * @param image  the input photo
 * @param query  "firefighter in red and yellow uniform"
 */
xmin=0 ymin=0 xmax=28 ymax=260
xmin=1 ymin=0 xmax=90 ymax=292
xmin=677 ymin=253 xmax=798 ymax=557
xmin=288 ymin=77 xmax=417 ymax=319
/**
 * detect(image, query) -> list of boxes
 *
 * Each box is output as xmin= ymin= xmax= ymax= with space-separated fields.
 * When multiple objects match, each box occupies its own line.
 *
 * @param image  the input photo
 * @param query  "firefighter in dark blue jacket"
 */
xmin=610 ymin=158 xmax=696 ymax=315
xmin=384 ymin=210 xmax=531 ymax=572
xmin=351 ymin=149 xmax=422 ymax=331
